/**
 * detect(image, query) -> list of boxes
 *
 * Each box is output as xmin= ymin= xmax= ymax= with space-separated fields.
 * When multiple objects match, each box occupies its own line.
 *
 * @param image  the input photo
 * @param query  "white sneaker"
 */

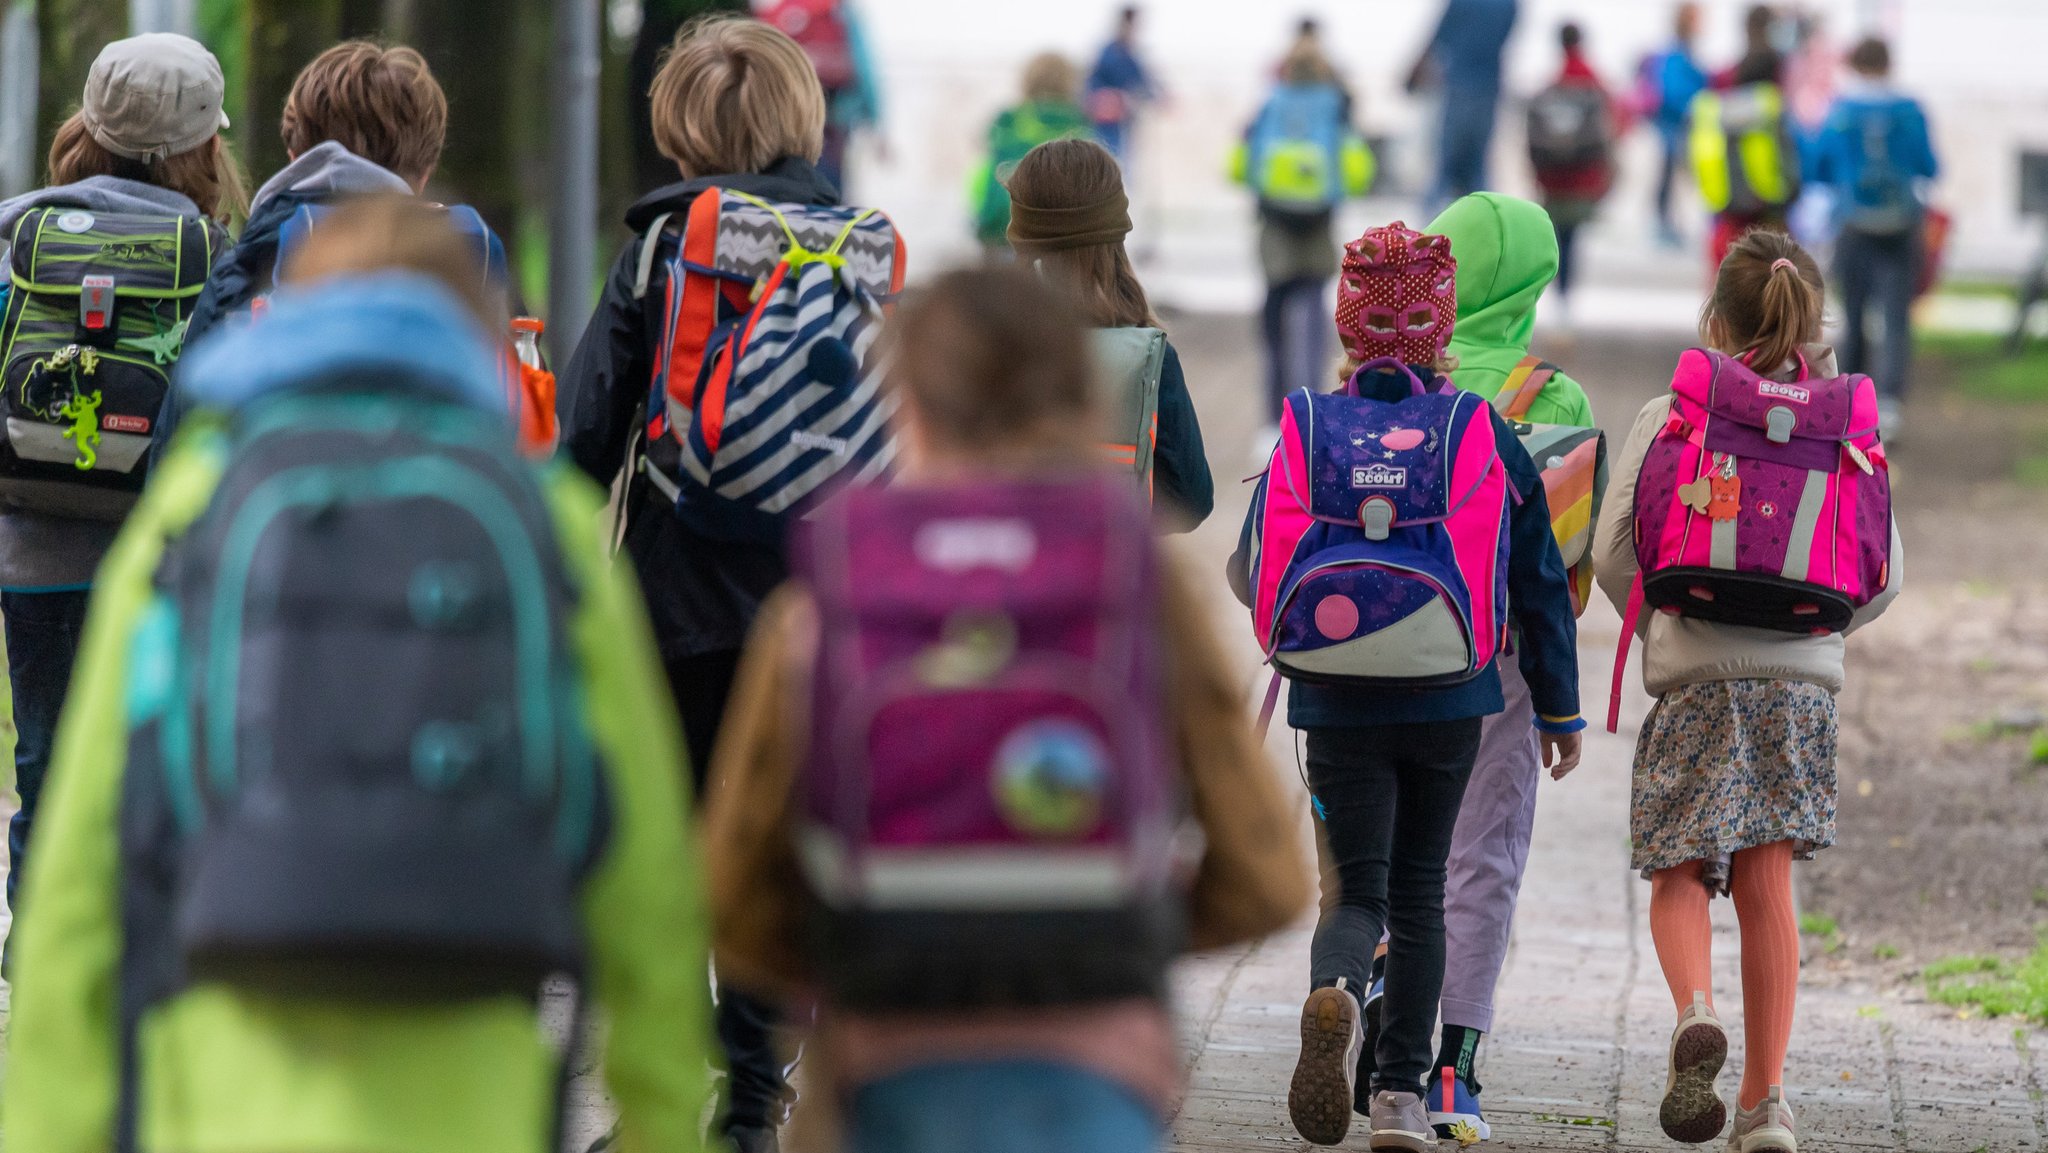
xmin=1726 ymin=1086 xmax=1796 ymax=1153
xmin=1661 ymin=991 xmax=1729 ymax=1144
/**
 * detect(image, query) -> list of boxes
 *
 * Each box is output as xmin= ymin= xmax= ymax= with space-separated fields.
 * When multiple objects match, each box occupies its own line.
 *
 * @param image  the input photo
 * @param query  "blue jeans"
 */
xmin=1262 ymin=277 xmax=1331 ymax=423
xmin=1431 ymin=89 xmax=1501 ymax=214
xmin=848 ymin=1059 xmax=1163 ymax=1153
xmin=3 ymin=589 xmax=91 ymax=916
xmin=1835 ymin=225 xmax=1920 ymax=404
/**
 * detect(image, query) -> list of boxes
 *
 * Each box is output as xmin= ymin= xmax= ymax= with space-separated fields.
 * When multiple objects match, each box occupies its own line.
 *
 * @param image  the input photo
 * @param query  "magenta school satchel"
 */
xmin=1609 ymin=348 xmax=1894 ymax=731
xmin=1247 ymin=359 xmax=1513 ymax=713
xmin=792 ymin=478 xmax=1183 ymax=1009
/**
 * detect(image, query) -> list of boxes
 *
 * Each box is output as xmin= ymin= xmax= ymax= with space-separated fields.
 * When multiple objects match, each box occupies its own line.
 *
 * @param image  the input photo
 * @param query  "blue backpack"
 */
xmin=1836 ymin=98 xmax=1921 ymax=237
xmin=273 ymin=202 xmax=510 ymax=294
xmin=1247 ymin=84 xmax=1350 ymax=213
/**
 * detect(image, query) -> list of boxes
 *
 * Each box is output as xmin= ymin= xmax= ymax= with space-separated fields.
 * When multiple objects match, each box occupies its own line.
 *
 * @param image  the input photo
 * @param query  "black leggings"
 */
xmin=1305 ymin=720 xmax=1483 ymax=1097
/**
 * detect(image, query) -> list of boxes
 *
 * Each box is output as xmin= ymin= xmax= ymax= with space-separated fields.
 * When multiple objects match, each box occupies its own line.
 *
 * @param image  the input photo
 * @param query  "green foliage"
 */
xmin=1926 ymin=942 xmax=2048 ymax=1023
xmin=1918 ymin=332 xmax=2048 ymax=405
xmin=1874 ymin=943 xmax=1901 ymax=960
xmin=1799 ymin=912 xmax=1839 ymax=937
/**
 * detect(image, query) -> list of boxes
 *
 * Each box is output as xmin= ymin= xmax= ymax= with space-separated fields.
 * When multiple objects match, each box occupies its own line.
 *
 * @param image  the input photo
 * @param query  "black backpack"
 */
xmin=1526 ymin=84 xmax=1614 ymax=177
xmin=0 ymin=207 xmax=222 ymax=519
xmin=121 ymin=387 xmax=609 ymax=1002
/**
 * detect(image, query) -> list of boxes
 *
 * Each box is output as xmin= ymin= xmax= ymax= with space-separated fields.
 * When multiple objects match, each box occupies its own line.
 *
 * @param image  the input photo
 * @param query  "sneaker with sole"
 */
xmin=1289 ymin=980 xmax=1364 ymax=1145
xmin=1353 ymin=973 xmax=1386 ymax=1114
xmin=1661 ymin=992 xmax=1729 ymax=1144
xmin=1427 ymin=1064 xmax=1491 ymax=1143
xmin=1726 ymin=1086 xmax=1796 ymax=1153
xmin=1367 ymin=1089 xmax=1437 ymax=1152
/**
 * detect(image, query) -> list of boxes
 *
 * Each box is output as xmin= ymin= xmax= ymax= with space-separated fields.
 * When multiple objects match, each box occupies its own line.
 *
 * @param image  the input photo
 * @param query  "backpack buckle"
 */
xmin=77 ymin=275 xmax=116 ymax=346
xmin=1765 ymin=405 xmax=1796 ymax=444
xmin=1359 ymin=496 xmax=1396 ymax=541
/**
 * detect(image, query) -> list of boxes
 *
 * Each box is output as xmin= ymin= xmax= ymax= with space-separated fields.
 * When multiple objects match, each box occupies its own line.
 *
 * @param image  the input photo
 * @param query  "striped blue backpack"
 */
xmin=633 ymin=189 xmax=905 ymax=544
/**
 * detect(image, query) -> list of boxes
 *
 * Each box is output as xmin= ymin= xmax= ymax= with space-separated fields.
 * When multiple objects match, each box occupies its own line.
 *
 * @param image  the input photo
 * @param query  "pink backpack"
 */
xmin=793 ymin=479 xmax=1182 ymax=1010
xmin=1609 ymin=348 xmax=1893 ymax=730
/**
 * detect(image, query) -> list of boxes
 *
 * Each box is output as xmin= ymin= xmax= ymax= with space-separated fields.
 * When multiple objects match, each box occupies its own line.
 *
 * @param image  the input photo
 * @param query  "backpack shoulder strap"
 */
xmin=631 ymin=211 xmax=675 ymax=301
xmin=1495 ymin=354 xmax=1559 ymax=421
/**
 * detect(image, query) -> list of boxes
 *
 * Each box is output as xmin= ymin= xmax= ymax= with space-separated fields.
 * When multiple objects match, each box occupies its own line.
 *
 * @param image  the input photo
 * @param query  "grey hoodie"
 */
xmin=0 ymin=177 xmax=204 ymax=590
xmin=245 ymin=140 xmax=411 ymax=217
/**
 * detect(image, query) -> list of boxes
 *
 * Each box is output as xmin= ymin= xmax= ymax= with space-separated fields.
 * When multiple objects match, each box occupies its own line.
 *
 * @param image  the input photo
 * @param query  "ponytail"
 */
xmin=1700 ymin=230 xmax=1825 ymax=375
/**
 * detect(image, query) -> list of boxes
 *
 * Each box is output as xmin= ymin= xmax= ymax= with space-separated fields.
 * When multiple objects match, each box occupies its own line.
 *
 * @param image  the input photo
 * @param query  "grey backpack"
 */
xmin=1091 ymin=326 xmax=1166 ymax=498
xmin=122 ymin=388 xmax=608 ymax=1001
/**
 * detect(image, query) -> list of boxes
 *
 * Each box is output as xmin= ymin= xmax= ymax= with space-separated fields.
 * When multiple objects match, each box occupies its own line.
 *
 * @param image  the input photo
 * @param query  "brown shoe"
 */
xmin=1660 ymin=992 xmax=1729 ymax=1144
xmin=1289 ymin=980 xmax=1364 ymax=1146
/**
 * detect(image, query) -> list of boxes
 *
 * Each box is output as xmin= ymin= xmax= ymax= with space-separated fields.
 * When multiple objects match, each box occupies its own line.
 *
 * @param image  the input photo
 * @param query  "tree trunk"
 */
xmin=409 ymin=0 xmax=520 ymax=243
xmin=243 ymin=0 xmax=343 ymax=180
xmin=35 ymin=0 xmax=127 ymax=169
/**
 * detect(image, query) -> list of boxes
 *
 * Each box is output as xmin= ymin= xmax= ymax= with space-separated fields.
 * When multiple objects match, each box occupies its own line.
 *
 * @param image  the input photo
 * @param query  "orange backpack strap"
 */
xmin=1495 ymin=354 xmax=1558 ymax=421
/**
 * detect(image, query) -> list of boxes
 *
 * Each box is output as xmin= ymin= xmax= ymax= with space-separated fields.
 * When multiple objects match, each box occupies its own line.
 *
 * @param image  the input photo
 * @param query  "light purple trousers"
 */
xmin=1438 ymin=657 xmax=1542 ymax=1033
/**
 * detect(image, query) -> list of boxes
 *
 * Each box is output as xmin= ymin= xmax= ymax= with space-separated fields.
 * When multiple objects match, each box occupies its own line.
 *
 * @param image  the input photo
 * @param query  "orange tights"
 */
xmin=1648 ymin=841 xmax=1799 ymax=1111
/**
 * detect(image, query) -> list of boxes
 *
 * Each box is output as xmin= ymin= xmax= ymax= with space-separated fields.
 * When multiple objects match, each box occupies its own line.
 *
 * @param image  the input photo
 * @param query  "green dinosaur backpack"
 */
xmin=0 ymin=207 xmax=222 ymax=519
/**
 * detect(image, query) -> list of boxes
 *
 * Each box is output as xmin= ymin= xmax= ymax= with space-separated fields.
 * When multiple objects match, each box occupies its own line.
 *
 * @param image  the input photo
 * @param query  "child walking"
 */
xmin=704 ymin=266 xmax=1306 ymax=1153
xmin=5 ymin=198 xmax=716 ymax=1153
xmin=1594 ymin=230 xmax=1904 ymax=1152
xmin=1005 ymin=138 xmax=1214 ymax=528
xmin=1230 ymin=222 xmax=1584 ymax=1150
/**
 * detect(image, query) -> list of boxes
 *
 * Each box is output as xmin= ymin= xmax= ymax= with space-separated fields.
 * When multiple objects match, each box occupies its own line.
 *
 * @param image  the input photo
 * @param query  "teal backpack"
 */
xmin=0 ymin=207 xmax=221 ymax=519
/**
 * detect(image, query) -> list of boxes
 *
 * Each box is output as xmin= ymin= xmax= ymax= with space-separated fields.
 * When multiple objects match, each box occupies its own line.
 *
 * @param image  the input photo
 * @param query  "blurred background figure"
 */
xmin=1634 ymin=3 xmax=1707 ymax=248
xmin=1691 ymin=4 xmax=1801 ymax=274
xmin=1527 ymin=21 xmax=1619 ymax=332
xmin=1416 ymin=0 xmax=1519 ymax=217
xmin=1811 ymin=34 xmax=1939 ymax=438
xmin=1086 ymin=5 xmax=1161 ymax=170
xmin=971 ymin=53 xmax=1092 ymax=254
xmin=759 ymin=0 xmax=882 ymax=191
xmin=1238 ymin=22 xmax=1372 ymax=450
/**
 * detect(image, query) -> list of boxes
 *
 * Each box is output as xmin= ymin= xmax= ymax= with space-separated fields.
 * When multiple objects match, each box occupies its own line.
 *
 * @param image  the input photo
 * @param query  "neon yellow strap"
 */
xmin=726 ymin=190 xmax=877 ymax=274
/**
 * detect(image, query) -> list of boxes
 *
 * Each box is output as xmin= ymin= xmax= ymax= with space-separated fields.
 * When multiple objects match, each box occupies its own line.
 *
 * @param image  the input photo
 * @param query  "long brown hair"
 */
xmin=1701 ymin=229 xmax=1825 ymax=375
xmin=47 ymin=112 xmax=246 ymax=223
xmin=1005 ymin=139 xmax=1161 ymax=330
xmin=887 ymin=267 xmax=1097 ymax=465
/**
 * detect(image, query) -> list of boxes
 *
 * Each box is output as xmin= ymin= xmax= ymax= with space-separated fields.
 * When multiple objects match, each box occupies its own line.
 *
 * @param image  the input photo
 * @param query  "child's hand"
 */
xmin=1543 ymin=731 xmax=1584 ymax=780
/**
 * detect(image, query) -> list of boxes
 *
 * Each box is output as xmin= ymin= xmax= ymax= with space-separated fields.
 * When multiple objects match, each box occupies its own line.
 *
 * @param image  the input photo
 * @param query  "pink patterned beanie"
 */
xmin=1335 ymin=222 xmax=1459 ymax=366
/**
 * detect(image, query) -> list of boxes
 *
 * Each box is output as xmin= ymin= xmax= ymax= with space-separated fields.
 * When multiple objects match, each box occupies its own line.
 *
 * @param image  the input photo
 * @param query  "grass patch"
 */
xmin=1874 ymin=943 xmax=1901 ymax=960
xmin=1917 ymin=331 xmax=2048 ymax=405
xmin=1925 ymin=940 xmax=2048 ymax=1022
xmin=1800 ymin=912 xmax=1840 ymax=936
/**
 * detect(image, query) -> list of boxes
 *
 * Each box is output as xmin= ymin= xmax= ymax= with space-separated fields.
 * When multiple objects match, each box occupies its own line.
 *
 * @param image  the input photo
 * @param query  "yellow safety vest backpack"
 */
xmin=1689 ymin=83 xmax=1802 ymax=216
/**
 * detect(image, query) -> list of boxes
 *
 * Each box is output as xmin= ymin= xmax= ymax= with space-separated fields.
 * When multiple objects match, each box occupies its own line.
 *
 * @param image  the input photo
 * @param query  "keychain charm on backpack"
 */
xmin=59 ymin=389 xmax=102 ymax=470
xmin=1707 ymin=456 xmax=1742 ymax=521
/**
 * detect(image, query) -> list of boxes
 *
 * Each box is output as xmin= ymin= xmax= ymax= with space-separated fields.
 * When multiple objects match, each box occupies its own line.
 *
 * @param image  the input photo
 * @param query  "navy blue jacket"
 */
xmin=1154 ymin=341 xmax=1214 ymax=526
xmin=1228 ymin=365 xmax=1583 ymax=731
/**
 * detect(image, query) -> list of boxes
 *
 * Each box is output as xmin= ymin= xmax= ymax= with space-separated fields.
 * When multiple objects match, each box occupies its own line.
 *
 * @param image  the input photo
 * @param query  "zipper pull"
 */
xmin=1843 ymin=440 xmax=1874 ymax=475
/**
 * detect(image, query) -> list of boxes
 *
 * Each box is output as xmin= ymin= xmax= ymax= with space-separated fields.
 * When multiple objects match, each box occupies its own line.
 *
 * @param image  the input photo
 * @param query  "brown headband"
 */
xmin=1007 ymin=188 xmax=1133 ymax=251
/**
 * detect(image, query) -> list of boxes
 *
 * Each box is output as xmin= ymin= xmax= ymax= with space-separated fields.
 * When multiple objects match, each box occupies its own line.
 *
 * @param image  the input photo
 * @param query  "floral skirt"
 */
xmin=1631 ymin=678 xmax=1839 ymax=887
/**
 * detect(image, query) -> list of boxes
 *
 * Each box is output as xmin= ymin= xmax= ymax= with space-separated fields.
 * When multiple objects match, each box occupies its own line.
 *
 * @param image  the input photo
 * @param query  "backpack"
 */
xmin=1248 ymin=360 xmax=1512 ymax=689
xmin=1246 ymin=84 xmax=1350 ymax=213
xmin=975 ymin=102 xmax=1092 ymax=245
xmin=1838 ymin=98 xmax=1920 ymax=237
xmin=793 ymin=479 xmax=1182 ymax=1010
xmin=1091 ymin=326 xmax=1165 ymax=497
xmin=1689 ymin=83 xmax=1802 ymax=216
xmin=122 ymin=388 xmax=609 ymax=998
xmin=0 ymin=207 xmax=222 ymax=519
xmin=633 ymin=189 xmax=905 ymax=545
xmin=1608 ymin=349 xmax=1893 ymax=731
xmin=272 ymin=202 xmax=556 ymax=455
xmin=1493 ymin=356 xmax=1607 ymax=616
xmin=762 ymin=0 xmax=856 ymax=90
xmin=1526 ymin=83 xmax=1614 ymax=178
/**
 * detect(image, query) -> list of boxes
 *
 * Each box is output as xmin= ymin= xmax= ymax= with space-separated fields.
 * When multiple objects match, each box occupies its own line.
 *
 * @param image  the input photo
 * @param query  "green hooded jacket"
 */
xmin=1427 ymin=192 xmax=1597 ymax=429
xmin=4 ymin=426 xmax=717 ymax=1153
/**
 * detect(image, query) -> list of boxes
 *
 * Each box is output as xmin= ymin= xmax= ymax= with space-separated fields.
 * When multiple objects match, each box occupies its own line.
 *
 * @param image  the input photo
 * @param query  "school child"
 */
xmin=1237 ymin=40 xmax=1372 ymax=448
xmin=1391 ymin=190 xmax=1600 ymax=1141
xmin=1638 ymin=3 xmax=1707 ymax=248
xmin=971 ymin=53 xmax=1091 ymax=252
xmin=761 ymin=0 xmax=882 ymax=193
xmin=1810 ymin=36 xmax=1939 ymax=440
xmin=1005 ymin=138 xmax=1213 ymax=527
xmin=3 ymin=196 xmax=716 ymax=1153
xmin=558 ymin=17 xmax=848 ymax=1150
xmin=1230 ymin=222 xmax=1584 ymax=1150
xmin=1594 ymin=230 xmax=1904 ymax=1153
xmin=1526 ymin=23 xmax=1617 ymax=328
xmin=0 ymin=32 xmax=242 ymax=950
xmin=1692 ymin=8 xmax=1799 ymax=274
xmin=703 ymin=265 xmax=1308 ymax=1153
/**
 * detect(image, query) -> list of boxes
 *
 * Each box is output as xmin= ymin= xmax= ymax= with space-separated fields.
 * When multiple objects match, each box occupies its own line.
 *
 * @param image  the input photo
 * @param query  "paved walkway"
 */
xmin=1163 ymin=318 xmax=2043 ymax=1153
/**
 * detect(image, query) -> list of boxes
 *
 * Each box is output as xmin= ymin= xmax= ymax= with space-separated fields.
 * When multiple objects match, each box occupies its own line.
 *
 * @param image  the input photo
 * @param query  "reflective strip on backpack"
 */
xmin=1779 ymin=469 xmax=1830 ymax=583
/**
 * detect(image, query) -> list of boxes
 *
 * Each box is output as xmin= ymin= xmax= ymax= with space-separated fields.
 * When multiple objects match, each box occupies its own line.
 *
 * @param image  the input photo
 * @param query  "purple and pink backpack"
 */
xmin=1609 ymin=348 xmax=1894 ymax=730
xmin=1248 ymin=360 xmax=1512 ymax=700
xmin=793 ymin=479 xmax=1183 ymax=1010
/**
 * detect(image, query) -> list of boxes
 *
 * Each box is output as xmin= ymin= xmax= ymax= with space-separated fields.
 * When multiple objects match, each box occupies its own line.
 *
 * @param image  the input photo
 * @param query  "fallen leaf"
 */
xmin=1857 ymin=779 xmax=1875 ymax=797
xmin=1841 ymin=1070 xmax=1855 ymax=1081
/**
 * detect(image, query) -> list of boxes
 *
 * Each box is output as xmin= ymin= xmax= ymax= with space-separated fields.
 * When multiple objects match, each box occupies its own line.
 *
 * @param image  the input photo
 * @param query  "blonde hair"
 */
xmin=1336 ymin=354 xmax=1459 ymax=386
xmin=282 ymin=41 xmax=448 ymax=189
xmin=1701 ymin=229 xmax=1826 ymax=375
xmin=1021 ymin=53 xmax=1080 ymax=104
xmin=888 ymin=267 xmax=1098 ymax=463
xmin=47 ymin=113 xmax=246 ymax=223
xmin=650 ymin=16 xmax=827 ymax=179
xmin=278 ymin=195 xmax=505 ymax=330
xmin=1005 ymin=139 xmax=1160 ymax=329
